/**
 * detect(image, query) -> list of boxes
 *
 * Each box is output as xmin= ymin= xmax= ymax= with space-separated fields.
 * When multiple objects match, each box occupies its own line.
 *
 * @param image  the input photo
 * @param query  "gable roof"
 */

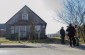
xmin=6 ymin=5 xmax=47 ymax=25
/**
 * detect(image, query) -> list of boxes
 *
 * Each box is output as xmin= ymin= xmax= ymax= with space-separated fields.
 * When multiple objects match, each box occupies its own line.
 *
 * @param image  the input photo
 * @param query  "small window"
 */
xmin=43 ymin=26 xmax=45 ymax=28
xmin=22 ymin=11 xmax=28 ymax=20
xmin=35 ymin=25 xmax=41 ymax=32
xmin=11 ymin=26 xmax=14 ymax=34
xmin=15 ymin=26 xmax=18 ymax=33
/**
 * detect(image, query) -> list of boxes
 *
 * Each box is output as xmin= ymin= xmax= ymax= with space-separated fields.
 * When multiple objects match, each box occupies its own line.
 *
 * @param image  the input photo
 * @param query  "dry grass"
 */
xmin=0 ymin=37 xmax=85 ymax=44
xmin=0 ymin=37 xmax=28 ymax=44
xmin=0 ymin=37 xmax=11 ymax=43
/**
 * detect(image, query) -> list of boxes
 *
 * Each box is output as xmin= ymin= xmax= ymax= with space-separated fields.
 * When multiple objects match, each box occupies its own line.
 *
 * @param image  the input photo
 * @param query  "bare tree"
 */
xmin=57 ymin=0 xmax=85 ymax=42
xmin=29 ymin=21 xmax=36 ymax=42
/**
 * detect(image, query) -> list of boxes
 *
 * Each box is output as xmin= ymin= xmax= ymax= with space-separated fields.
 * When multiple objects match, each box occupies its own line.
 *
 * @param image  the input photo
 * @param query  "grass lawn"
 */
xmin=0 ymin=37 xmax=85 ymax=44
xmin=0 ymin=37 xmax=55 ymax=44
xmin=0 ymin=37 xmax=67 ymax=44
xmin=0 ymin=37 xmax=53 ymax=44
xmin=0 ymin=37 xmax=30 ymax=44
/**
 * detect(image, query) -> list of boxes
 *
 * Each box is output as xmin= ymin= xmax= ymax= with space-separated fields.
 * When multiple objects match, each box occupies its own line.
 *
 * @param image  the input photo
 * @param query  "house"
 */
xmin=5 ymin=5 xmax=47 ymax=40
xmin=0 ymin=24 xmax=6 ymax=37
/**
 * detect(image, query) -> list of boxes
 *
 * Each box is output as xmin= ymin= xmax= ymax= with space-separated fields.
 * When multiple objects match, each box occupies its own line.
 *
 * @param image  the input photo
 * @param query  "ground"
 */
xmin=0 ymin=37 xmax=85 ymax=55
xmin=0 ymin=43 xmax=85 ymax=55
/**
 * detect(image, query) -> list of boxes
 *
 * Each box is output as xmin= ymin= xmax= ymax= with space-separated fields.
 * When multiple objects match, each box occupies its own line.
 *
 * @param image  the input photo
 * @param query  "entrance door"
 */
xmin=19 ymin=26 xmax=26 ymax=37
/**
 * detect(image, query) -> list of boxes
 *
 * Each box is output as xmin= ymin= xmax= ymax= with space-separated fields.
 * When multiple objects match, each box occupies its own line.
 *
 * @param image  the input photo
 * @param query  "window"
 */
xmin=27 ymin=26 xmax=30 ymax=32
xmin=22 ymin=11 xmax=28 ymax=20
xmin=11 ymin=26 xmax=14 ymax=34
xmin=15 ymin=26 xmax=18 ymax=33
xmin=35 ymin=25 xmax=41 ymax=32
xmin=43 ymin=25 xmax=45 ymax=28
xmin=20 ymin=26 xmax=27 ymax=37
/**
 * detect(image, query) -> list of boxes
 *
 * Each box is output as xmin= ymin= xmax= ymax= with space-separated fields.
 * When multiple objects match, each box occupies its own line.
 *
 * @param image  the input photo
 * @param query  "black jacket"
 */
xmin=60 ymin=29 xmax=65 ymax=36
xmin=66 ymin=26 xmax=76 ymax=36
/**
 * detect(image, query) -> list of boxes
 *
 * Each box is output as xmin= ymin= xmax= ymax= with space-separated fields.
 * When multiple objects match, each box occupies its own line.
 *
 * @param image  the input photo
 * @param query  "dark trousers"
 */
xmin=69 ymin=36 xmax=76 ymax=47
xmin=61 ymin=36 xmax=65 ymax=44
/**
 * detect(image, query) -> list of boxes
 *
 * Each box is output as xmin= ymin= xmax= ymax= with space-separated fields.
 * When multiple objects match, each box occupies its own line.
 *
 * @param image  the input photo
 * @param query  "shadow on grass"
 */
xmin=50 ymin=37 xmax=85 ymax=50
xmin=32 ymin=37 xmax=69 ymax=46
xmin=75 ymin=44 xmax=85 ymax=50
xmin=35 ymin=37 xmax=85 ymax=50
xmin=0 ymin=45 xmax=38 ymax=48
xmin=49 ymin=38 xmax=69 ymax=45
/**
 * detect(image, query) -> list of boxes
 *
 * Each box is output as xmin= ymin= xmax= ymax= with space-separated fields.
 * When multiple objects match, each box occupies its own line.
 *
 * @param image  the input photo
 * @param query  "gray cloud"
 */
xmin=43 ymin=0 xmax=64 ymax=11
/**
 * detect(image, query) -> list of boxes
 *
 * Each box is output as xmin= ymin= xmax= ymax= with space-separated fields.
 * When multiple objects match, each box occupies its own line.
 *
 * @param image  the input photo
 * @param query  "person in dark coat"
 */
xmin=66 ymin=24 xmax=76 ymax=47
xmin=60 ymin=27 xmax=65 ymax=44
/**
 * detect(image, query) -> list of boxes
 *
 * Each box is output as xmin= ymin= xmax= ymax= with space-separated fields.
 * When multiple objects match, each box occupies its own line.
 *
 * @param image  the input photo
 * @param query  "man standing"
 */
xmin=66 ymin=24 xmax=76 ymax=47
xmin=75 ymin=25 xmax=79 ymax=46
xmin=60 ymin=27 xmax=65 ymax=44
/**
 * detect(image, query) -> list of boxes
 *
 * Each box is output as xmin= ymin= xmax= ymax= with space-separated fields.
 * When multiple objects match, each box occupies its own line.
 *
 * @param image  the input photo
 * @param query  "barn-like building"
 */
xmin=5 ymin=5 xmax=47 ymax=40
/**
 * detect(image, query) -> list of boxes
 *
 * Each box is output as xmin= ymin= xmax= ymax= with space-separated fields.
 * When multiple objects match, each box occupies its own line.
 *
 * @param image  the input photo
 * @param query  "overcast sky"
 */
xmin=0 ymin=0 xmax=67 ymax=34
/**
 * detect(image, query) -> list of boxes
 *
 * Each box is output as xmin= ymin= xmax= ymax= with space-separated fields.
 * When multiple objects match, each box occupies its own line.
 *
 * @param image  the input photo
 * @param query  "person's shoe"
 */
xmin=73 ymin=45 xmax=76 ymax=47
xmin=70 ymin=45 xmax=72 ymax=47
xmin=76 ymin=44 xmax=79 ymax=46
